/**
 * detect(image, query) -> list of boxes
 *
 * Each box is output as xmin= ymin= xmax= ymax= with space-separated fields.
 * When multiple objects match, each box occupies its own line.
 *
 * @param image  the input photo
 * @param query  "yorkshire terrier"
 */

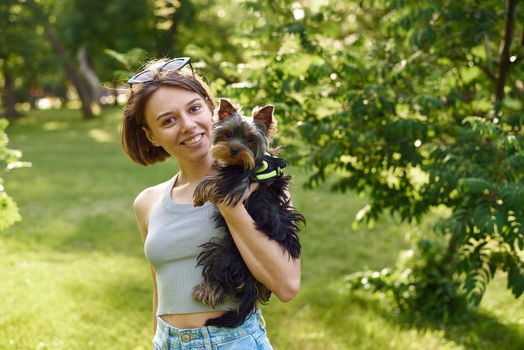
xmin=192 ymin=98 xmax=305 ymax=328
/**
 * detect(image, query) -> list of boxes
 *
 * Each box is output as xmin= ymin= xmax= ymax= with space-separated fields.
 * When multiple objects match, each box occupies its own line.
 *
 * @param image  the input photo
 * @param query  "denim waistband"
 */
xmin=156 ymin=310 xmax=266 ymax=347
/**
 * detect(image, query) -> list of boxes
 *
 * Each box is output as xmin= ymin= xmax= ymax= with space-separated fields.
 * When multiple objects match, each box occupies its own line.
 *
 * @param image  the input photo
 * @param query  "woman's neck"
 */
xmin=176 ymin=156 xmax=213 ymax=186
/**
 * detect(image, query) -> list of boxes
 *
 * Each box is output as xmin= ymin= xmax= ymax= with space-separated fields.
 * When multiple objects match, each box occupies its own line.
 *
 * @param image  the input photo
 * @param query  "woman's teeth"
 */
xmin=182 ymin=134 xmax=203 ymax=145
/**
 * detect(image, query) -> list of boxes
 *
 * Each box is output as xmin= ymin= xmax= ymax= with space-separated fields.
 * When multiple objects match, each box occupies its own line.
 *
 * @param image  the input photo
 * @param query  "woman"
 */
xmin=121 ymin=57 xmax=300 ymax=349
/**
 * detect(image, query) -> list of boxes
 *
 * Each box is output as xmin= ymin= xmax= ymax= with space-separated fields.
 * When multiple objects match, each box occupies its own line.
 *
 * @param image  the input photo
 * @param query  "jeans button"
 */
xmin=181 ymin=334 xmax=191 ymax=343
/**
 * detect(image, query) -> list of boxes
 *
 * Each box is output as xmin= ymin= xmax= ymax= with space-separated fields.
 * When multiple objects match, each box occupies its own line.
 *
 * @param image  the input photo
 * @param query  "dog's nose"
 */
xmin=230 ymin=148 xmax=239 ymax=156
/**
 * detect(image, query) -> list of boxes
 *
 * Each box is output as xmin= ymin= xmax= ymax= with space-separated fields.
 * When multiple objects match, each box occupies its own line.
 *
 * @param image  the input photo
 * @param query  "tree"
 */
xmin=55 ymin=0 xmax=159 ymax=106
xmin=3 ymin=0 xmax=249 ymax=116
xmin=226 ymin=0 xmax=524 ymax=320
xmin=0 ymin=0 xmax=52 ymax=119
xmin=23 ymin=0 xmax=96 ymax=119
xmin=106 ymin=0 xmax=252 ymax=87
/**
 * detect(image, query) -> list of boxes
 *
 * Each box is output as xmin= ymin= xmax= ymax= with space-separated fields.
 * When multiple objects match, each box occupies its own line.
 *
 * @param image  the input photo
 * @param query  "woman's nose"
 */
xmin=179 ymin=114 xmax=196 ymax=131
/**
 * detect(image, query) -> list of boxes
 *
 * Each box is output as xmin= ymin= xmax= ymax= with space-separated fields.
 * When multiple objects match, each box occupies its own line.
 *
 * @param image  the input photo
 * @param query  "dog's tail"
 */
xmin=204 ymin=279 xmax=260 ymax=328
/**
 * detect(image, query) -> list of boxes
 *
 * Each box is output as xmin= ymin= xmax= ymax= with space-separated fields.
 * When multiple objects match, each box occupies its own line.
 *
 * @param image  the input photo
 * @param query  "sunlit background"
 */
xmin=1 ymin=1 xmax=523 ymax=349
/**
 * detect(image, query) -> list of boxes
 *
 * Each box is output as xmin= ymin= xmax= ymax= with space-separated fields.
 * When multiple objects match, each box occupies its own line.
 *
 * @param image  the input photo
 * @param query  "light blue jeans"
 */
xmin=153 ymin=310 xmax=273 ymax=350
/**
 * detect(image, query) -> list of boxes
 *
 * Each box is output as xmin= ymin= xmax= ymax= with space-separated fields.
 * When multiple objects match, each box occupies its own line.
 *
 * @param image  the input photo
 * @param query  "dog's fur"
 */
xmin=192 ymin=98 xmax=304 ymax=328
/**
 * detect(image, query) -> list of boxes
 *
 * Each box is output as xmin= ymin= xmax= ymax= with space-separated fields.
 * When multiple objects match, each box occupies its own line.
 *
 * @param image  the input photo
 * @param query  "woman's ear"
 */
xmin=142 ymin=126 xmax=158 ymax=146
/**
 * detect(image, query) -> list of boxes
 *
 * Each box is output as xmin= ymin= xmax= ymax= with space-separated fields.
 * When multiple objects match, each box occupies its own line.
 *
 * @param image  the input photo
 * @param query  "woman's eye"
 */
xmin=190 ymin=104 xmax=201 ymax=113
xmin=162 ymin=117 xmax=176 ymax=126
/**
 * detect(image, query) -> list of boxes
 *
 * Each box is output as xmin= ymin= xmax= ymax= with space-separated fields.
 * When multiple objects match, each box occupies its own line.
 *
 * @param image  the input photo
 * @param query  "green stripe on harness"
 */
xmin=253 ymin=153 xmax=286 ymax=181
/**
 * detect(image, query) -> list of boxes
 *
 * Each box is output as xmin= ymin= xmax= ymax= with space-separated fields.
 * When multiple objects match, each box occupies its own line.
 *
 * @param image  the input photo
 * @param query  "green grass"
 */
xmin=1 ymin=107 xmax=523 ymax=350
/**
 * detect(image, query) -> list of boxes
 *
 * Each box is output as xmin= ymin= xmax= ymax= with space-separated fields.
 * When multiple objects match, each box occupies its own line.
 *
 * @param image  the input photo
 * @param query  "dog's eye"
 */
xmin=225 ymin=131 xmax=232 ymax=139
xmin=246 ymin=136 xmax=254 ymax=143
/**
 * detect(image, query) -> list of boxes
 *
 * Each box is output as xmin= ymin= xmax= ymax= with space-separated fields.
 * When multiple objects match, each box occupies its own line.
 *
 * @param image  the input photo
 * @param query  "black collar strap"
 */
xmin=253 ymin=153 xmax=287 ymax=180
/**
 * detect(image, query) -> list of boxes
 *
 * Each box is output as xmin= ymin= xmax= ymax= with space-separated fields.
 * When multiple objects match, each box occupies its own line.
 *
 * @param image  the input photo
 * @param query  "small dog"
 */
xmin=192 ymin=98 xmax=305 ymax=328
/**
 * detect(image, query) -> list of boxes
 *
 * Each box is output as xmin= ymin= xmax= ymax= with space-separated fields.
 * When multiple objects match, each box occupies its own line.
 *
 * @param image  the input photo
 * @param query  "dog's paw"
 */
xmin=192 ymin=282 xmax=224 ymax=308
xmin=193 ymin=185 xmax=209 ymax=207
xmin=193 ymin=195 xmax=205 ymax=207
xmin=193 ymin=178 xmax=220 ymax=207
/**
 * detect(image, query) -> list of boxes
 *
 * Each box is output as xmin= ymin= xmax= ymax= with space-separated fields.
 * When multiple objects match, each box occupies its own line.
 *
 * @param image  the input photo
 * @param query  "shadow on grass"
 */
xmin=394 ymin=309 xmax=524 ymax=350
xmin=440 ymin=311 xmax=524 ymax=350
xmin=264 ymin=281 xmax=392 ymax=349
xmin=356 ymin=290 xmax=524 ymax=350
xmin=287 ymin=280 xmax=524 ymax=350
xmin=61 ymin=269 xmax=152 ymax=347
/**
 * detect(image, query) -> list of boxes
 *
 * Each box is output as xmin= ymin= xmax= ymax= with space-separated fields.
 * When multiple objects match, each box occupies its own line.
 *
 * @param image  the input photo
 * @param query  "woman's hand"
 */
xmin=216 ymin=182 xmax=259 ymax=213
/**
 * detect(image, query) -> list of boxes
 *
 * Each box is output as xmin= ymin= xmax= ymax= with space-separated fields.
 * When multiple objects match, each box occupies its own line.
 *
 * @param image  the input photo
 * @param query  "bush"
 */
xmin=0 ymin=118 xmax=30 ymax=230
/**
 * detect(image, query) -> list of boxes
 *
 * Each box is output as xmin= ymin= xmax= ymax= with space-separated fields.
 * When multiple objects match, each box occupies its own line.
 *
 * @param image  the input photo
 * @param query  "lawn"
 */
xmin=1 ymin=107 xmax=523 ymax=350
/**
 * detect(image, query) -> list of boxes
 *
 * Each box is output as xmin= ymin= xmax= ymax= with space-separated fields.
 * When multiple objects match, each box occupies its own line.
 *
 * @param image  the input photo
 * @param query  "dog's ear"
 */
xmin=217 ymin=98 xmax=237 ymax=120
xmin=253 ymin=105 xmax=277 ymax=137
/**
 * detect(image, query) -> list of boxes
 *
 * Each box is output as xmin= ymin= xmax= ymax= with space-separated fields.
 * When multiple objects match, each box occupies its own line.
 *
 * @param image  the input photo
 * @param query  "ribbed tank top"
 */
xmin=144 ymin=175 xmax=240 ymax=315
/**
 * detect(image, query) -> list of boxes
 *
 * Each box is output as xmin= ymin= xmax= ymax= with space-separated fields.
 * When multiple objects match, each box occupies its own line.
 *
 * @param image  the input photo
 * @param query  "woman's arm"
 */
xmin=149 ymin=267 xmax=158 ymax=332
xmin=217 ymin=190 xmax=301 ymax=302
xmin=134 ymin=189 xmax=159 ymax=333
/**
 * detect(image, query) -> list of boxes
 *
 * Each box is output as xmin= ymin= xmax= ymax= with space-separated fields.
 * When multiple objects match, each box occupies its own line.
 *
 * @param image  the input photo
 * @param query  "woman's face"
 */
xmin=143 ymin=86 xmax=213 ymax=164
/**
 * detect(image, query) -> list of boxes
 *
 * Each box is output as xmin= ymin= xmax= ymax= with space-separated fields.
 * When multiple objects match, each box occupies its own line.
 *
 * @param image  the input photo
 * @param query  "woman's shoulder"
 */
xmin=133 ymin=177 xmax=176 ymax=230
xmin=133 ymin=177 xmax=176 ymax=241
xmin=133 ymin=177 xmax=173 ymax=211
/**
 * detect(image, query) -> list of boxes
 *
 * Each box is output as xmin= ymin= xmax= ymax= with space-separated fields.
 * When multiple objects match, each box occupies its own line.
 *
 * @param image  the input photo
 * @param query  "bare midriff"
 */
xmin=160 ymin=310 xmax=226 ymax=329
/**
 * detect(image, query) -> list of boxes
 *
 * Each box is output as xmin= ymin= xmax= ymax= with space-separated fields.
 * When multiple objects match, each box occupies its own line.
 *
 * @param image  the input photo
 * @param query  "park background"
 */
xmin=1 ymin=1 xmax=523 ymax=349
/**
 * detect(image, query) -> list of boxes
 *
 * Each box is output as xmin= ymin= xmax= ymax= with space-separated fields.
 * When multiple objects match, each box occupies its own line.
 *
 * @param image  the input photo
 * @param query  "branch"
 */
xmin=495 ymin=0 xmax=518 ymax=103
xmin=482 ymin=34 xmax=496 ymax=81
xmin=479 ymin=64 xmax=497 ymax=82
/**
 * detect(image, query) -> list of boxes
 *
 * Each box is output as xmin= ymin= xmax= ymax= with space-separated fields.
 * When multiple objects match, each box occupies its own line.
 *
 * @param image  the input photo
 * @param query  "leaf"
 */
xmin=459 ymin=178 xmax=493 ymax=195
xmin=508 ymin=262 xmax=524 ymax=298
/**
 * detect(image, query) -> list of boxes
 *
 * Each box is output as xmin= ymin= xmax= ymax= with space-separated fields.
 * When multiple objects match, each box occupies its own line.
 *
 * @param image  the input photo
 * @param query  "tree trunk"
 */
xmin=495 ymin=0 xmax=518 ymax=105
xmin=168 ymin=3 xmax=181 ymax=55
xmin=158 ymin=0 xmax=194 ymax=55
xmin=112 ymin=82 xmax=119 ymax=106
xmin=29 ymin=86 xmax=41 ymax=109
xmin=2 ymin=60 xmax=18 ymax=120
xmin=44 ymin=27 xmax=94 ymax=119
xmin=24 ymin=0 xmax=94 ymax=119
xmin=76 ymin=46 xmax=103 ymax=108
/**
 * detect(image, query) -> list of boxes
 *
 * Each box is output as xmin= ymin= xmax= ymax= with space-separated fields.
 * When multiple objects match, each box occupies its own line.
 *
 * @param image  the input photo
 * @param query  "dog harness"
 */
xmin=253 ymin=153 xmax=287 ymax=181
xmin=144 ymin=174 xmax=240 ymax=316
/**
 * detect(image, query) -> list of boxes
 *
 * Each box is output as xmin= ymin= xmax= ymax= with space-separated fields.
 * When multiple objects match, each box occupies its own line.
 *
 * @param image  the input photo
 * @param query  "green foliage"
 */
xmin=0 ymin=0 xmax=254 ymax=106
xmin=221 ymin=0 xmax=524 ymax=321
xmin=54 ymin=0 xmax=159 ymax=82
xmin=0 ymin=119 xmax=30 ymax=230
xmin=346 ymin=237 xmax=466 ymax=322
xmin=104 ymin=48 xmax=149 ymax=82
xmin=0 ymin=0 xmax=61 ymax=105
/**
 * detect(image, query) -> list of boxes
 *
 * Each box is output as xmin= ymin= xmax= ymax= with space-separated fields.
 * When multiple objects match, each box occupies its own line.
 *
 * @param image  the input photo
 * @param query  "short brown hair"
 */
xmin=121 ymin=60 xmax=215 ymax=165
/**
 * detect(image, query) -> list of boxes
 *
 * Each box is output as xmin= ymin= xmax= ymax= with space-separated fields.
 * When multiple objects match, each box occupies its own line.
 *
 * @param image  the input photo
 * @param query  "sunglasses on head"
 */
xmin=127 ymin=57 xmax=192 ymax=86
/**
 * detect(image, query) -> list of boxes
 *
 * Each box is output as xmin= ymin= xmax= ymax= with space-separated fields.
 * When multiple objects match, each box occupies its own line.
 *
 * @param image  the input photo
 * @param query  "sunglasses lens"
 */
xmin=128 ymin=70 xmax=155 ymax=84
xmin=163 ymin=58 xmax=189 ymax=72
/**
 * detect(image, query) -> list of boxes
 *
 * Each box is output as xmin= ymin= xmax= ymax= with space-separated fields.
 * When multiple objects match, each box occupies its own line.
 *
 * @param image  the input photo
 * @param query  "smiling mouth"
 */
xmin=181 ymin=133 xmax=203 ymax=145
